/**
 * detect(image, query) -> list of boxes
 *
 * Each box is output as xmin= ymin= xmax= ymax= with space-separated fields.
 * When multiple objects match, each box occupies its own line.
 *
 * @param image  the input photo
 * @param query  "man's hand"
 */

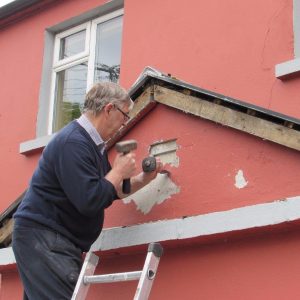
xmin=117 ymin=157 xmax=164 ymax=198
xmin=112 ymin=152 xmax=137 ymax=179
xmin=105 ymin=152 xmax=137 ymax=193
xmin=141 ymin=157 xmax=164 ymax=183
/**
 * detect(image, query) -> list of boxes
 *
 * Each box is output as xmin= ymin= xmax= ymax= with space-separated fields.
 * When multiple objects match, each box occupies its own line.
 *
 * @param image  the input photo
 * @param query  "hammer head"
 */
xmin=115 ymin=140 xmax=137 ymax=154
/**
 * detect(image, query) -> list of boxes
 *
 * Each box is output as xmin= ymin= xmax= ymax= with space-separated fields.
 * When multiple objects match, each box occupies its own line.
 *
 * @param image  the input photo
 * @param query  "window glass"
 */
xmin=52 ymin=63 xmax=87 ymax=132
xmin=94 ymin=16 xmax=123 ymax=83
xmin=59 ymin=30 xmax=86 ymax=60
xmin=50 ymin=10 xmax=123 ymax=133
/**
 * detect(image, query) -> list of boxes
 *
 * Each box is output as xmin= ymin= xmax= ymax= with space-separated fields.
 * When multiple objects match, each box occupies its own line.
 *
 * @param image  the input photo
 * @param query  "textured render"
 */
xmin=123 ymin=139 xmax=180 ymax=214
xmin=123 ymin=173 xmax=180 ymax=214
xmin=149 ymin=139 xmax=179 ymax=167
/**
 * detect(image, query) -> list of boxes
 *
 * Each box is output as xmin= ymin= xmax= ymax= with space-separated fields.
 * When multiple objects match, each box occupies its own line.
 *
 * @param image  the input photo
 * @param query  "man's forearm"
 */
xmin=117 ymin=172 xmax=151 ymax=199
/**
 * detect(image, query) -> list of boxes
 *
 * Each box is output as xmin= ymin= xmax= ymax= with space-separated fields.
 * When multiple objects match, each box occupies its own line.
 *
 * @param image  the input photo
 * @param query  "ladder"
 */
xmin=71 ymin=243 xmax=163 ymax=300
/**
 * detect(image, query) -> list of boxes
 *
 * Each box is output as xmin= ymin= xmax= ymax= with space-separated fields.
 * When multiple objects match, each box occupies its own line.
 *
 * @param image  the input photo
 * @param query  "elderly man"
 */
xmin=12 ymin=82 xmax=162 ymax=300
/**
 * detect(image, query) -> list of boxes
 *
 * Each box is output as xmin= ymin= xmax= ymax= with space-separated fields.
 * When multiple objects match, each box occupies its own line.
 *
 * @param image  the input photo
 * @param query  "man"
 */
xmin=12 ymin=82 xmax=162 ymax=299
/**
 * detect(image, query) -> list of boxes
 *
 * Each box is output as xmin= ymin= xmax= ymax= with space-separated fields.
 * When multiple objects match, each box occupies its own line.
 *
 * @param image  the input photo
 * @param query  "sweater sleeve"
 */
xmin=55 ymin=140 xmax=118 ymax=217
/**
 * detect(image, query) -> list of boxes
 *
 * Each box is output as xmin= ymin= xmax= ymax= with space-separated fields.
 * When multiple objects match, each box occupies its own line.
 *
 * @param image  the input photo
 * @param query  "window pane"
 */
xmin=53 ymin=63 xmax=87 ymax=132
xmin=94 ymin=16 xmax=123 ymax=83
xmin=59 ymin=30 xmax=86 ymax=60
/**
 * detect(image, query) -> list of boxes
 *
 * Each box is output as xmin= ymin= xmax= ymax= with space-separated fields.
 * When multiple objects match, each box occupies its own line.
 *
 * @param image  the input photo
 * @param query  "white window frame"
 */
xmin=53 ymin=22 xmax=91 ymax=68
xmin=47 ymin=8 xmax=123 ymax=135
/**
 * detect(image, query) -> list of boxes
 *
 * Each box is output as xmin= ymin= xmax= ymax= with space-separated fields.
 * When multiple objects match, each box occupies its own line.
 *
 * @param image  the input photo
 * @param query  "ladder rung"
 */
xmin=72 ymin=243 xmax=163 ymax=300
xmin=84 ymin=271 xmax=143 ymax=284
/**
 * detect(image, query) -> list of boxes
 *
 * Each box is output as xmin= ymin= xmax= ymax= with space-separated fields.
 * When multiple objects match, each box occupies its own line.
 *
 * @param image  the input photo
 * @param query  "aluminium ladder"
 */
xmin=71 ymin=243 xmax=163 ymax=300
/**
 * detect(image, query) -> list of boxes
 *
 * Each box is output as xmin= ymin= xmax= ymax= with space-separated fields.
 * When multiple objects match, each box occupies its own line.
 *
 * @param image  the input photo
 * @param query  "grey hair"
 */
xmin=82 ymin=82 xmax=133 ymax=115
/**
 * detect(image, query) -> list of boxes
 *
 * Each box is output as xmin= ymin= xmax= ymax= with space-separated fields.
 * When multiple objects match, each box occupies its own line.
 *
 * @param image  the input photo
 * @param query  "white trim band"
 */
xmin=275 ymin=58 xmax=300 ymax=78
xmin=19 ymin=134 xmax=55 ymax=154
xmin=92 ymin=196 xmax=300 ymax=250
xmin=2 ymin=196 xmax=300 ymax=267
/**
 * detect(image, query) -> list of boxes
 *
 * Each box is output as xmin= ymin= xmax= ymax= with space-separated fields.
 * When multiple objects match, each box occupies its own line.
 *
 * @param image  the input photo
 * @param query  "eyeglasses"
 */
xmin=114 ymin=105 xmax=131 ymax=122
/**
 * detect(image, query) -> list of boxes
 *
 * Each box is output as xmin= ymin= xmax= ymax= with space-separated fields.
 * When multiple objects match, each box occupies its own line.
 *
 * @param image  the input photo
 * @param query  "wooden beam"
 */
xmin=154 ymin=85 xmax=300 ymax=152
xmin=0 ymin=218 xmax=14 ymax=247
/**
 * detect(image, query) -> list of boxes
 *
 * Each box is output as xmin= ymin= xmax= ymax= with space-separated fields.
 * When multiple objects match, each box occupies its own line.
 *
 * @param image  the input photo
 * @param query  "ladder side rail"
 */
xmin=71 ymin=252 xmax=99 ymax=300
xmin=134 ymin=243 xmax=163 ymax=300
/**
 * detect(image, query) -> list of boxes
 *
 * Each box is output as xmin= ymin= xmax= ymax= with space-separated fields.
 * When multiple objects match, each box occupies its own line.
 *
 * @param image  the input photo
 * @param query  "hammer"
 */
xmin=142 ymin=156 xmax=170 ymax=176
xmin=115 ymin=140 xmax=137 ymax=194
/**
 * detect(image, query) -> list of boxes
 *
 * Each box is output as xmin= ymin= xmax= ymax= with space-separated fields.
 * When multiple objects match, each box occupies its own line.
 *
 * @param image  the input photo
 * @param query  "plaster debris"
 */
xmin=122 ymin=173 xmax=180 ymax=214
xmin=149 ymin=139 xmax=179 ymax=167
xmin=234 ymin=170 xmax=248 ymax=189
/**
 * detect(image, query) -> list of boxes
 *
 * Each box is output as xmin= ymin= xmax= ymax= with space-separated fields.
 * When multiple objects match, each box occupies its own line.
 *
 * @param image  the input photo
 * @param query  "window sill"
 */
xmin=275 ymin=57 xmax=300 ymax=79
xmin=20 ymin=134 xmax=56 ymax=155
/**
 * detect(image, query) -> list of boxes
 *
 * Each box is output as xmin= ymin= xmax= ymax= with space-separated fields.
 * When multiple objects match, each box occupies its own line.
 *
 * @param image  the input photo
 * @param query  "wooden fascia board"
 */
xmin=153 ymin=85 xmax=300 ymax=152
xmin=0 ymin=219 xmax=14 ymax=247
xmin=131 ymin=72 xmax=300 ymax=126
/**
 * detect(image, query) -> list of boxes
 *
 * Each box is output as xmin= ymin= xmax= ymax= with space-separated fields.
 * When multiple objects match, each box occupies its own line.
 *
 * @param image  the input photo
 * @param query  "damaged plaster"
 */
xmin=235 ymin=170 xmax=248 ymax=189
xmin=123 ymin=139 xmax=180 ymax=214
xmin=149 ymin=139 xmax=179 ymax=167
xmin=123 ymin=173 xmax=180 ymax=214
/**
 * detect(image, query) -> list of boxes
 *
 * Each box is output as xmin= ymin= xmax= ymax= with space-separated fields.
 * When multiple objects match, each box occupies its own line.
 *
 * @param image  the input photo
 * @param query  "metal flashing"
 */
xmin=0 ymin=0 xmax=39 ymax=19
xmin=129 ymin=67 xmax=300 ymax=128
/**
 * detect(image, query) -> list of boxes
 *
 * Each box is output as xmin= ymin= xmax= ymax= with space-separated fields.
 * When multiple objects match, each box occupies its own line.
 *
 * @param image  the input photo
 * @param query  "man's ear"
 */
xmin=103 ymin=103 xmax=114 ymax=116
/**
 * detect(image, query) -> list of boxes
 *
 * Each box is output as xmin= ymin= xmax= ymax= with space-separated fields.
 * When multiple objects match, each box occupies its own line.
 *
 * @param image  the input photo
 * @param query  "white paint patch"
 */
xmin=123 ymin=173 xmax=180 ymax=214
xmin=235 ymin=170 xmax=248 ymax=189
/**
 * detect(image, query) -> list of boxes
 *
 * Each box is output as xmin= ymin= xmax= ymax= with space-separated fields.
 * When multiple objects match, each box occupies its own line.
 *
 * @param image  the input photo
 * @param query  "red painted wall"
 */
xmin=1 ymin=0 xmax=300 ymax=298
xmin=0 ymin=0 xmax=299 ymax=213
xmin=106 ymin=104 xmax=300 ymax=227
xmin=0 ymin=0 xmax=109 ymax=212
xmin=122 ymin=0 xmax=299 ymax=117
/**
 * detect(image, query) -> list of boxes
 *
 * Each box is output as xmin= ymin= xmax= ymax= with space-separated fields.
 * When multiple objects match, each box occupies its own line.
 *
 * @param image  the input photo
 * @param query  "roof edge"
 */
xmin=0 ymin=0 xmax=57 ymax=29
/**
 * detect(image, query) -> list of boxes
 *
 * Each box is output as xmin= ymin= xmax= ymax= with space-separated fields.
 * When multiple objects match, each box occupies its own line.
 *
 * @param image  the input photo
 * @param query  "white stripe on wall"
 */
xmin=1 ymin=196 xmax=300 ymax=267
xmin=91 ymin=196 xmax=300 ymax=251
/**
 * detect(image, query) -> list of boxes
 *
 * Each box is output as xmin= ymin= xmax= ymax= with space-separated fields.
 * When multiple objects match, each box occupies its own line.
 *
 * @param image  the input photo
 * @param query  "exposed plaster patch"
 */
xmin=123 ymin=173 xmax=180 ymax=214
xmin=149 ymin=139 xmax=179 ymax=167
xmin=235 ymin=170 xmax=248 ymax=189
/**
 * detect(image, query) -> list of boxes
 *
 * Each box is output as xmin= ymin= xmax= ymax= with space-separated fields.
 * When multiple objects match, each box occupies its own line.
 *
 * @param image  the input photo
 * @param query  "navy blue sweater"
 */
xmin=14 ymin=121 xmax=118 ymax=251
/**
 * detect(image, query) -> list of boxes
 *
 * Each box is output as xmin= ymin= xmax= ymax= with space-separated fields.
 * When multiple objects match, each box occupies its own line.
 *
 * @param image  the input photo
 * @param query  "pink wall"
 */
xmin=105 ymin=103 xmax=300 ymax=227
xmin=0 ymin=0 xmax=108 ymax=212
xmin=122 ymin=0 xmax=300 ymax=118
xmin=1 ymin=0 xmax=299 ymax=213
xmin=1 ymin=0 xmax=300 ymax=298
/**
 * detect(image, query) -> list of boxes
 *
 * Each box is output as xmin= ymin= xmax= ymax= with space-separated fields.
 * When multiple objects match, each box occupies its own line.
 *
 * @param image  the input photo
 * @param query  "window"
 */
xmin=49 ymin=9 xmax=123 ymax=133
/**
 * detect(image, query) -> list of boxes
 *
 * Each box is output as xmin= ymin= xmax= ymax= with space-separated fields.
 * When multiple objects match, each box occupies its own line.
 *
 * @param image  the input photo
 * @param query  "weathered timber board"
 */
xmin=154 ymin=85 xmax=300 ymax=151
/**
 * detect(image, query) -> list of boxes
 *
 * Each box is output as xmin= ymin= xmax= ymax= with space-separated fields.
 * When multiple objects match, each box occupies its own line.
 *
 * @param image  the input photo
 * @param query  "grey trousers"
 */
xmin=12 ymin=222 xmax=82 ymax=300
